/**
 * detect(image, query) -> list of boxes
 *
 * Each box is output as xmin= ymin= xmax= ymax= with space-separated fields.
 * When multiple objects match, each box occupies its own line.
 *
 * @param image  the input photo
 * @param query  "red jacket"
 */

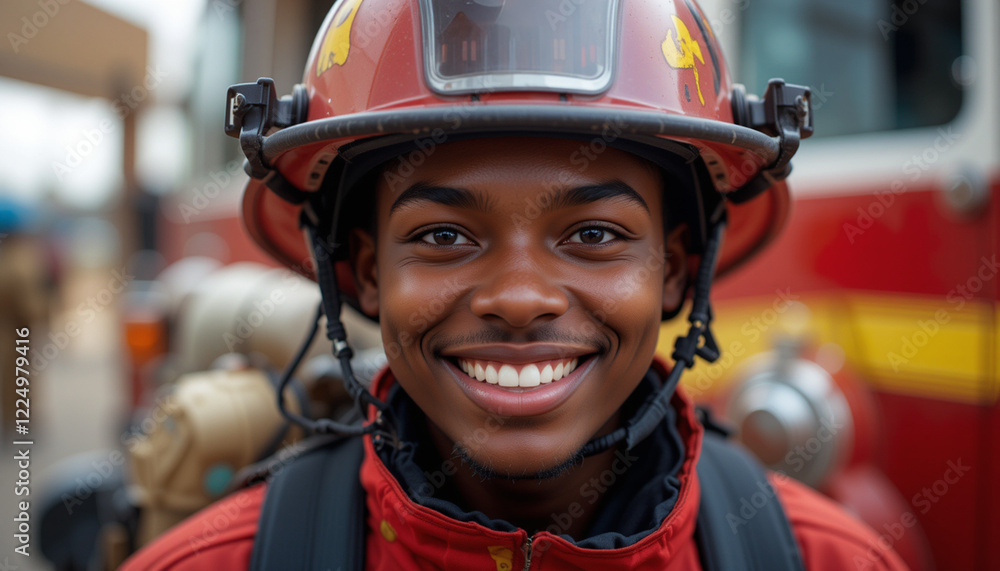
xmin=122 ymin=365 xmax=908 ymax=570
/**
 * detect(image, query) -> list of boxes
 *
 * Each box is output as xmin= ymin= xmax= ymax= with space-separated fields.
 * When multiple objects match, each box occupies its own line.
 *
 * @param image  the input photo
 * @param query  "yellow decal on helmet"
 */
xmin=487 ymin=546 xmax=514 ymax=571
xmin=316 ymin=0 xmax=364 ymax=77
xmin=662 ymin=15 xmax=706 ymax=106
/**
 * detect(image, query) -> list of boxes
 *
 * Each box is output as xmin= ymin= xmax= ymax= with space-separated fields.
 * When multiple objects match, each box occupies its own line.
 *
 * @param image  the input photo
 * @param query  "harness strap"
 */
xmin=250 ymin=436 xmax=365 ymax=571
xmin=696 ymin=429 xmax=806 ymax=571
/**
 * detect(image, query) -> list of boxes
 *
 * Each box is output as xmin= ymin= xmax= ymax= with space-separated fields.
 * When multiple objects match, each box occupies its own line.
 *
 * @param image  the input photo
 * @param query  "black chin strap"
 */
xmin=580 ymin=218 xmax=725 ymax=457
xmin=274 ymin=223 xmax=393 ymax=439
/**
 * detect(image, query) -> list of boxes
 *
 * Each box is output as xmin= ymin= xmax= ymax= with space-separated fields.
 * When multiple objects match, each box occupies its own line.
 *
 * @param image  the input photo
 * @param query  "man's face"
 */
xmin=351 ymin=137 xmax=687 ymax=477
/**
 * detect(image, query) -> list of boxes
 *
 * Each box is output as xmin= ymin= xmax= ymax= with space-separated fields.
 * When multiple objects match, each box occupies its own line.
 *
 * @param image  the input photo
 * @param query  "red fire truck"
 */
xmin=657 ymin=1 xmax=998 ymax=569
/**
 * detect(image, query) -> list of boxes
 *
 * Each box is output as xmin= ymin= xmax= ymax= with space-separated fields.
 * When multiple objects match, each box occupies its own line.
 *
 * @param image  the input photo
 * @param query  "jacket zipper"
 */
xmin=521 ymin=535 xmax=534 ymax=570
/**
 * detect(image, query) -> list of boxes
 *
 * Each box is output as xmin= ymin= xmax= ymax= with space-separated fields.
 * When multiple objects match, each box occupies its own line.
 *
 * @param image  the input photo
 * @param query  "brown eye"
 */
xmin=421 ymin=228 xmax=469 ymax=246
xmin=580 ymin=229 xmax=605 ymax=244
xmin=569 ymin=227 xmax=616 ymax=245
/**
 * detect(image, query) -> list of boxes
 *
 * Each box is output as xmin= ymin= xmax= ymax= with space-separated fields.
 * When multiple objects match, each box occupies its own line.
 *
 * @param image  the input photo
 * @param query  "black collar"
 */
xmin=377 ymin=367 xmax=686 ymax=549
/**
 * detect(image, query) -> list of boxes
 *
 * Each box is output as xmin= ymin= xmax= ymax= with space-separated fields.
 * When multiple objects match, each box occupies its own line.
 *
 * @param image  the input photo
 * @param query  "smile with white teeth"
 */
xmin=456 ymin=358 xmax=581 ymax=388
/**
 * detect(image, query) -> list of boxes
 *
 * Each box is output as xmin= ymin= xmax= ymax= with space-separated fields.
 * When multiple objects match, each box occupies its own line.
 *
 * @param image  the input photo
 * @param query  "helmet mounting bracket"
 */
xmin=728 ymin=79 xmax=814 ymax=204
xmin=226 ymin=78 xmax=309 ymax=192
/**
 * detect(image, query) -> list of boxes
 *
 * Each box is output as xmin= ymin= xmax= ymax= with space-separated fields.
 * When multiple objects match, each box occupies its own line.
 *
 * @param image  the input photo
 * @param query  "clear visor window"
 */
xmin=419 ymin=0 xmax=620 ymax=95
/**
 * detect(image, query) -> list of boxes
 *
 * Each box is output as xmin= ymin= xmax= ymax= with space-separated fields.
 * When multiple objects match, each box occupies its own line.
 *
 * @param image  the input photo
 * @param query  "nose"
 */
xmin=470 ymin=254 xmax=570 ymax=328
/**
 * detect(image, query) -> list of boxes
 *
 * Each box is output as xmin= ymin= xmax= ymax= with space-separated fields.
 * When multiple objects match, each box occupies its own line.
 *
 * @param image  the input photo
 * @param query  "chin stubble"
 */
xmin=451 ymin=441 xmax=584 ymax=482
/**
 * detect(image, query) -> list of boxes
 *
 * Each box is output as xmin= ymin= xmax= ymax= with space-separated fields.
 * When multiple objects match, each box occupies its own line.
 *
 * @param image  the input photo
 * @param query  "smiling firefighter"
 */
xmin=123 ymin=0 xmax=908 ymax=569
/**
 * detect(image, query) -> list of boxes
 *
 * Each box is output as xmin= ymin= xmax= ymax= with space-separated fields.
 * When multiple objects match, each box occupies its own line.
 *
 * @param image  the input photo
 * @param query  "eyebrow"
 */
xmin=546 ymin=180 xmax=650 ymax=214
xmin=390 ymin=183 xmax=494 ymax=214
xmin=389 ymin=180 xmax=649 ymax=215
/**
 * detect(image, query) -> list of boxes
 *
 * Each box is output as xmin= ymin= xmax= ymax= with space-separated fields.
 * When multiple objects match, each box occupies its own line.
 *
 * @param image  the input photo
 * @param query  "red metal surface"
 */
xmin=875 ymin=391 xmax=982 ymax=570
xmin=825 ymin=465 xmax=933 ymax=571
xmin=715 ymin=183 xmax=995 ymax=298
xmin=984 ymin=402 xmax=1000 ymax=570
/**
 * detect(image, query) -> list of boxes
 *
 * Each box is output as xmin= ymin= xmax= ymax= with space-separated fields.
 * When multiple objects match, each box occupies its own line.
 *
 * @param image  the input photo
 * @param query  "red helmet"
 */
xmin=227 ymin=0 xmax=813 ymax=293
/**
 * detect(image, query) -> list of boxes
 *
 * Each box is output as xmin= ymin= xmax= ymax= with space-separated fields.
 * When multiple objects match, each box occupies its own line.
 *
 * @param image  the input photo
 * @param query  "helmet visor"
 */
xmin=419 ymin=0 xmax=620 ymax=95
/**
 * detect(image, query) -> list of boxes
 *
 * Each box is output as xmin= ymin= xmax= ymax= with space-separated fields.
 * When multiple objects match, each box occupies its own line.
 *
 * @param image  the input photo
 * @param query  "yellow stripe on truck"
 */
xmin=658 ymin=292 xmax=998 ymax=405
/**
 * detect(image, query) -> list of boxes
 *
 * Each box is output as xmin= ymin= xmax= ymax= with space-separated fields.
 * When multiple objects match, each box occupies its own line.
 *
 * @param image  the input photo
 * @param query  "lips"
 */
xmin=457 ymin=358 xmax=579 ymax=388
xmin=440 ymin=345 xmax=596 ymax=417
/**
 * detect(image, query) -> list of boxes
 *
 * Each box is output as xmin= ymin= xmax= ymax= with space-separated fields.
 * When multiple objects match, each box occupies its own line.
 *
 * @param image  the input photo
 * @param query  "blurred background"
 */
xmin=0 ymin=0 xmax=996 ymax=569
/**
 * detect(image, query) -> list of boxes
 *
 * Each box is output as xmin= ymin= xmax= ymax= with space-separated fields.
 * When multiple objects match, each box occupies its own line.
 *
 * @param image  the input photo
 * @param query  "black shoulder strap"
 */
xmin=695 ymin=429 xmax=805 ymax=571
xmin=251 ymin=436 xmax=366 ymax=571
